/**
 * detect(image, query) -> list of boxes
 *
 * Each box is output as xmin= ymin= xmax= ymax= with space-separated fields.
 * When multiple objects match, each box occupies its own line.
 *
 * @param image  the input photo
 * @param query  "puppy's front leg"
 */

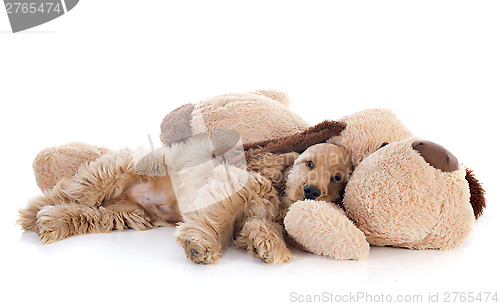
xmin=234 ymin=193 xmax=293 ymax=263
xmin=176 ymin=192 xmax=246 ymax=264
xmin=236 ymin=217 xmax=293 ymax=264
xmin=175 ymin=165 xmax=252 ymax=264
xmin=234 ymin=173 xmax=293 ymax=263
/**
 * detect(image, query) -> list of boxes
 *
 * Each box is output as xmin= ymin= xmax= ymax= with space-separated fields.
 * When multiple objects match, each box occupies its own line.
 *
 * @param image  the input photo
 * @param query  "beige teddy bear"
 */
xmin=29 ymin=90 xmax=485 ymax=261
xmin=160 ymin=89 xmax=309 ymax=146
xmin=158 ymin=93 xmax=485 ymax=259
xmin=33 ymin=90 xmax=309 ymax=191
xmin=33 ymin=142 xmax=111 ymax=191
xmin=284 ymin=109 xmax=485 ymax=259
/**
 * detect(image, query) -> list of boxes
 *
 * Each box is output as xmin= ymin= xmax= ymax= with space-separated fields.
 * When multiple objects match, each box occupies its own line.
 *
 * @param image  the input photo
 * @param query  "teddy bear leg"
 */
xmin=284 ymin=200 xmax=369 ymax=260
xmin=33 ymin=142 xmax=111 ymax=191
xmin=21 ymin=142 xmax=111 ymax=230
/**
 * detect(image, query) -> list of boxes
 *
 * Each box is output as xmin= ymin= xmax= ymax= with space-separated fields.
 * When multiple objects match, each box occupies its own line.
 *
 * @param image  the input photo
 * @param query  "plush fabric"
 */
xmin=465 ymin=168 xmax=486 ymax=219
xmin=328 ymin=108 xmax=413 ymax=167
xmin=33 ymin=142 xmax=111 ymax=191
xmin=160 ymin=90 xmax=310 ymax=146
xmin=284 ymin=200 xmax=369 ymax=260
xmin=29 ymin=90 xmax=486 ymax=261
xmin=244 ymin=120 xmax=346 ymax=158
xmin=344 ymin=138 xmax=475 ymax=249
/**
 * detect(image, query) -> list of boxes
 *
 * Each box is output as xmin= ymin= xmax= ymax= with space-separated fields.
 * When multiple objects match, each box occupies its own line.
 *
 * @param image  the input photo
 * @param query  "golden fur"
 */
xmin=19 ymin=150 xmax=181 ymax=243
xmin=176 ymin=144 xmax=351 ymax=264
xmin=19 ymin=138 xmax=351 ymax=264
xmin=285 ymin=143 xmax=351 ymax=204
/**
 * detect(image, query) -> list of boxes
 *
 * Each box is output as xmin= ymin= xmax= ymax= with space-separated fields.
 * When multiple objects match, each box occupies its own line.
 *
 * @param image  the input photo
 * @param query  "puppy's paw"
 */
xmin=181 ymin=239 xmax=222 ymax=265
xmin=18 ymin=208 xmax=38 ymax=232
xmin=35 ymin=205 xmax=100 ymax=244
xmin=238 ymin=219 xmax=293 ymax=264
xmin=176 ymin=226 xmax=222 ymax=265
xmin=18 ymin=197 xmax=48 ymax=232
xmin=247 ymin=231 xmax=293 ymax=264
xmin=36 ymin=206 xmax=72 ymax=243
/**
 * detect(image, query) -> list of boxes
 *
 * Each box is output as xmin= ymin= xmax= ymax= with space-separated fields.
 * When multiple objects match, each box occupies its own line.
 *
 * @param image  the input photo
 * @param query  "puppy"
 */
xmin=17 ymin=136 xmax=212 ymax=244
xmin=18 ymin=137 xmax=351 ymax=264
xmin=285 ymin=143 xmax=351 ymax=204
xmin=176 ymin=142 xmax=352 ymax=264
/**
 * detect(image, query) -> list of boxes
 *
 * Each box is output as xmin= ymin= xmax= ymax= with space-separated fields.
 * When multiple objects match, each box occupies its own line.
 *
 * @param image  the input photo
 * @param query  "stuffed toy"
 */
xmin=22 ymin=99 xmax=345 ymax=245
xmin=158 ymin=93 xmax=485 ymax=260
xmin=283 ymin=110 xmax=485 ymax=259
xmin=21 ymin=123 xmax=347 ymax=246
xmin=32 ymin=89 xmax=310 ymax=191
xmin=160 ymin=89 xmax=309 ymax=146
xmin=27 ymin=90 xmax=485 ymax=261
xmin=33 ymin=142 xmax=111 ymax=191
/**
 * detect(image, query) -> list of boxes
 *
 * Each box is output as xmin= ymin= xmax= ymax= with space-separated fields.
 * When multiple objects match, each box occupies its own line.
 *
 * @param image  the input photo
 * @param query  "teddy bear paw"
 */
xmin=284 ymin=200 xmax=369 ymax=260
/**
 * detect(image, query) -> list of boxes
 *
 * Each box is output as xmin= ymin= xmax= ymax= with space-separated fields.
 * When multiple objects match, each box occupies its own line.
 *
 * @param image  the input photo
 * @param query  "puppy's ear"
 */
xmin=465 ymin=168 xmax=486 ymax=219
xmin=244 ymin=120 xmax=346 ymax=158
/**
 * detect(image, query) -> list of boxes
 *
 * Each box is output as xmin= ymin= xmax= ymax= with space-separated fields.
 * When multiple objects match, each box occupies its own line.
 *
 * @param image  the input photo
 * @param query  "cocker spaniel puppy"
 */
xmin=176 ymin=142 xmax=352 ymax=264
xmin=19 ymin=135 xmax=351 ymax=264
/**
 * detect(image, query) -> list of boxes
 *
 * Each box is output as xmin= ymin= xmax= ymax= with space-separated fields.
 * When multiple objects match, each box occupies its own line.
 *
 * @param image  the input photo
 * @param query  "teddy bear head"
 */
xmin=328 ymin=109 xmax=413 ymax=168
xmin=343 ymin=137 xmax=485 ymax=250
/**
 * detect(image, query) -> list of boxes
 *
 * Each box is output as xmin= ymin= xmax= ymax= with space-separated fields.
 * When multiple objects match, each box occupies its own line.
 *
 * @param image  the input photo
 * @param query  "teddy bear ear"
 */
xmin=160 ymin=103 xmax=195 ymax=146
xmin=244 ymin=120 xmax=347 ymax=157
xmin=465 ymin=168 xmax=486 ymax=219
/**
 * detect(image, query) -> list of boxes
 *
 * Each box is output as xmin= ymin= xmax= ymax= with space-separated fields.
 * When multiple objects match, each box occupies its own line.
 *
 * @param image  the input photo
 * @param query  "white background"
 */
xmin=1 ymin=1 xmax=499 ymax=305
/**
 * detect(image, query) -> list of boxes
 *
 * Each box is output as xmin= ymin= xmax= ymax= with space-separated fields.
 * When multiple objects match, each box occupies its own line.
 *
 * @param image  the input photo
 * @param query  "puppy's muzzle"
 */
xmin=303 ymin=185 xmax=321 ymax=200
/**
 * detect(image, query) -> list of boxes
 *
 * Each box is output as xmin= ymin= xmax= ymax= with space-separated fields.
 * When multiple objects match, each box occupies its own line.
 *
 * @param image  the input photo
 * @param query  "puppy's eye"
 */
xmin=331 ymin=176 xmax=342 ymax=183
xmin=305 ymin=161 xmax=314 ymax=168
xmin=379 ymin=142 xmax=389 ymax=149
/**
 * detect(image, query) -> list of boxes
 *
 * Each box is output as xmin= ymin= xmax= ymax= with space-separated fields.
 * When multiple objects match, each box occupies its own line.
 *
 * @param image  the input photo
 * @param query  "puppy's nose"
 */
xmin=304 ymin=185 xmax=321 ymax=200
xmin=412 ymin=140 xmax=459 ymax=172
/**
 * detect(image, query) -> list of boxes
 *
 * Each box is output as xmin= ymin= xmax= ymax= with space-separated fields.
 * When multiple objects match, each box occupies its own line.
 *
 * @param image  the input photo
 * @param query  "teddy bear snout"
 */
xmin=411 ymin=140 xmax=459 ymax=172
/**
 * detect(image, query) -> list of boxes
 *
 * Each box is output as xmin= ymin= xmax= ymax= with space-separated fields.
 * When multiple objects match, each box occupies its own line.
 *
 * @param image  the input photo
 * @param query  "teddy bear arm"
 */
xmin=284 ymin=200 xmax=369 ymax=260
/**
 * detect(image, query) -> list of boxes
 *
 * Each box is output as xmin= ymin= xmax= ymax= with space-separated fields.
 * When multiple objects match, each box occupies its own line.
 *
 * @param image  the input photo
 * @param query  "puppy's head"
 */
xmin=286 ymin=143 xmax=352 ymax=203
